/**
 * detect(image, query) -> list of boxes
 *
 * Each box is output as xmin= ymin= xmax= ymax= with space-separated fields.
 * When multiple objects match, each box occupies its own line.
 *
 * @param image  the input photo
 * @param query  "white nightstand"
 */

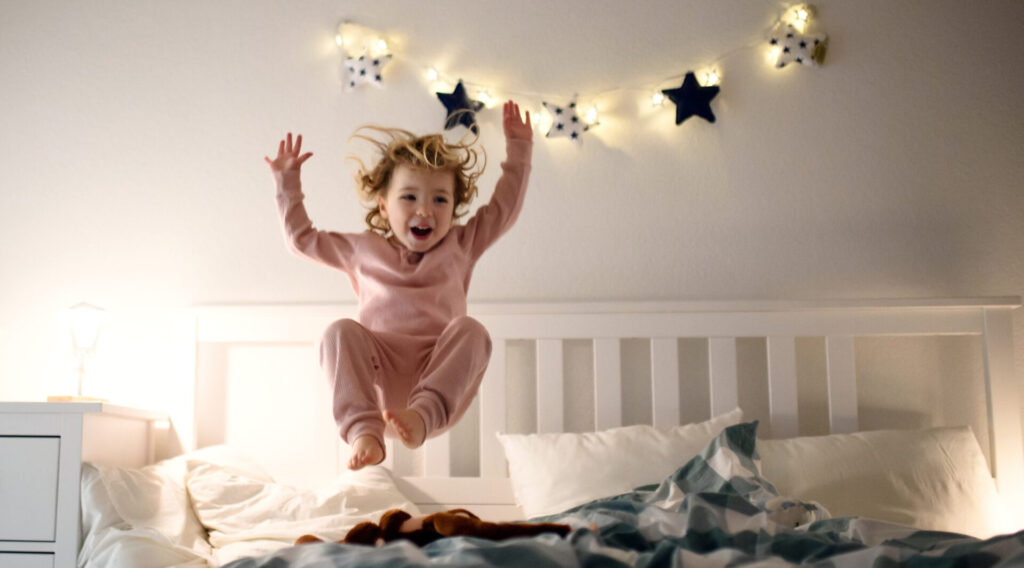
xmin=0 ymin=402 xmax=169 ymax=568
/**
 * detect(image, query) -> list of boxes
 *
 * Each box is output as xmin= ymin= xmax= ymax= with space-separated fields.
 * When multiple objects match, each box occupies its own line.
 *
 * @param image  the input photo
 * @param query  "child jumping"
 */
xmin=265 ymin=101 xmax=532 ymax=470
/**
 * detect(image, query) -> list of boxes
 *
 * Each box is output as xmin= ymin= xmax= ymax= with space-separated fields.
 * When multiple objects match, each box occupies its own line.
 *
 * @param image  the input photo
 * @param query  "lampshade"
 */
xmin=70 ymin=302 xmax=105 ymax=352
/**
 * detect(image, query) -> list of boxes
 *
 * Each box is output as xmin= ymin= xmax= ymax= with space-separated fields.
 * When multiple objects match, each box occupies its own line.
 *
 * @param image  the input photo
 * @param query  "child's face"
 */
xmin=379 ymin=164 xmax=456 ymax=253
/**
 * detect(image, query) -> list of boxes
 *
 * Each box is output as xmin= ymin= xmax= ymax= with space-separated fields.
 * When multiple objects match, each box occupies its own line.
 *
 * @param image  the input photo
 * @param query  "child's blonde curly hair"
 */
xmin=349 ymin=125 xmax=485 ymax=235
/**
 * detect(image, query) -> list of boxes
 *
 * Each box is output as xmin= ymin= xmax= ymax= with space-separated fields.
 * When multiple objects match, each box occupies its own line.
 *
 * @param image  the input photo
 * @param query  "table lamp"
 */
xmin=47 ymin=302 xmax=108 ymax=402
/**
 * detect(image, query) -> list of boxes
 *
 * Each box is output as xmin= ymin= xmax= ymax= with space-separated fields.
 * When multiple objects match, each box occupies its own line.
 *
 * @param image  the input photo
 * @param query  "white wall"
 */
xmin=1 ymin=1 xmax=1022 ymax=437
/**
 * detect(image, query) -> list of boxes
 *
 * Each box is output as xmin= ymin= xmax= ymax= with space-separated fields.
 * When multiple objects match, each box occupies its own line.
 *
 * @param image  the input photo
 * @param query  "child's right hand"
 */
xmin=264 ymin=132 xmax=313 ymax=173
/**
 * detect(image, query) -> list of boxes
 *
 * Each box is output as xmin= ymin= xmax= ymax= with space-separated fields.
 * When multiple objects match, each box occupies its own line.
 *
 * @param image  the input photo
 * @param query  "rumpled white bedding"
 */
xmin=80 ymin=445 xmax=417 ymax=568
xmin=187 ymin=459 xmax=418 ymax=565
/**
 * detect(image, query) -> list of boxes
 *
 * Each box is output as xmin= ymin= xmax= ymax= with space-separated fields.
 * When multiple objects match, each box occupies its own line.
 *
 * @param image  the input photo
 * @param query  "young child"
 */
xmin=265 ymin=101 xmax=532 ymax=470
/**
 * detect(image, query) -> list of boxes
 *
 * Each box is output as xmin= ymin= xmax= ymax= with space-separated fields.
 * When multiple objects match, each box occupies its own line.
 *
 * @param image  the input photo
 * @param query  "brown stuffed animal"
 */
xmin=296 ymin=508 xmax=571 ymax=547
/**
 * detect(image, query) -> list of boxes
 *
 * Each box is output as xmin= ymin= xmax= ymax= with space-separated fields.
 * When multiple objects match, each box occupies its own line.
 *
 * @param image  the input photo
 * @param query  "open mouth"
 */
xmin=410 ymin=226 xmax=433 ymax=239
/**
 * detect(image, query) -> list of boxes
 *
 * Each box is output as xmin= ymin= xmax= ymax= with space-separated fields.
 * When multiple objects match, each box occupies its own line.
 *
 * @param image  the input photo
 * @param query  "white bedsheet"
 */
xmin=186 ymin=460 xmax=418 ymax=550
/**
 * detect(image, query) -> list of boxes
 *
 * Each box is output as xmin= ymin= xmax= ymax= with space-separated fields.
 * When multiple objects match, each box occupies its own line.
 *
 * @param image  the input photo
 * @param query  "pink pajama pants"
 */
xmin=319 ymin=316 xmax=492 ymax=448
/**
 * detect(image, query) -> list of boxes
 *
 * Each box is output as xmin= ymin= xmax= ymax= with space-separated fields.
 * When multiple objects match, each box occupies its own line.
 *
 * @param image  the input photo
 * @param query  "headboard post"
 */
xmin=171 ymin=311 xmax=198 ymax=453
xmin=981 ymin=307 xmax=1024 ymax=513
xmin=825 ymin=335 xmax=858 ymax=434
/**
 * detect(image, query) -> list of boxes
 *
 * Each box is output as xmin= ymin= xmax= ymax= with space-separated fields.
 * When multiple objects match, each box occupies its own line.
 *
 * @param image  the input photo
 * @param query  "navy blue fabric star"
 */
xmin=436 ymin=80 xmax=484 ymax=134
xmin=662 ymin=72 xmax=720 ymax=125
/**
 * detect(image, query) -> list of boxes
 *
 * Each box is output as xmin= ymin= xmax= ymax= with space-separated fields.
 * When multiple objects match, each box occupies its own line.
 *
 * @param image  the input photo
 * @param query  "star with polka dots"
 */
xmin=542 ymin=95 xmax=590 ymax=146
xmin=343 ymin=54 xmax=393 ymax=90
xmin=768 ymin=24 xmax=828 ymax=68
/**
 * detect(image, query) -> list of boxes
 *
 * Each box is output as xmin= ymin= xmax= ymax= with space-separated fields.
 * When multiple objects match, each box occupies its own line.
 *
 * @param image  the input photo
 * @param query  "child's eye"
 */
xmin=400 ymin=195 xmax=416 ymax=201
xmin=434 ymin=197 xmax=449 ymax=204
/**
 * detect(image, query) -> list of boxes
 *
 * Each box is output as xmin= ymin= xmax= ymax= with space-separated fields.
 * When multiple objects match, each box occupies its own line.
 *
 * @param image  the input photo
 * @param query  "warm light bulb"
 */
xmin=787 ymin=5 xmax=811 ymax=32
xmin=651 ymin=92 xmax=666 ymax=106
xmin=373 ymin=38 xmax=388 ymax=55
xmin=426 ymin=67 xmax=439 ymax=81
xmin=701 ymin=70 xmax=721 ymax=87
xmin=536 ymin=109 xmax=553 ymax=133
xmin=335 ymin=34 xmax=343 ymax=47
xmin=583 ymin=106 xmax=599 ymax=125
xmin=477 ymin=90 xmax=494 ymax=107
xmin=766 ymin=45 xmax=783 ymax=65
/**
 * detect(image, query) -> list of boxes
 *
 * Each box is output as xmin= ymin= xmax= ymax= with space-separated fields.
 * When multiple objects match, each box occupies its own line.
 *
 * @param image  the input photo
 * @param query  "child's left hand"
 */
xmin=503 ymin=100 xmax=532 ymax=142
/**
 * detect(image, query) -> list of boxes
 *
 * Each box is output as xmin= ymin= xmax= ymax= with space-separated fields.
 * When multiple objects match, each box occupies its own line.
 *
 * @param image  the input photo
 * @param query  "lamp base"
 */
xmin=46 ymin=395 xmax=109 ymax=403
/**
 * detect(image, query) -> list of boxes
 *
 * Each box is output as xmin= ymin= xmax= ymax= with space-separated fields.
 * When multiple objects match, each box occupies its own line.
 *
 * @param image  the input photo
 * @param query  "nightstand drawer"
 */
xmin=0 ymin=437 xmax=61 ymax=541
xmin=0 ymin=553 xmax=55 ymax=568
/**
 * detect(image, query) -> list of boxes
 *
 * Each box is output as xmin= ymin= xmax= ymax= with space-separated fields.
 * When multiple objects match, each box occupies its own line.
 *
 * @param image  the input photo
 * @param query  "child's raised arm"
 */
xmin=502 ymin=101 xmax=532 ymax=143
xmin=269 ymin=132 xmax=356 ymax=274
xmin=265 ymin=132 xmax=313 ymax=173
xmin=456 ymin=101 xmax=533 ymax=258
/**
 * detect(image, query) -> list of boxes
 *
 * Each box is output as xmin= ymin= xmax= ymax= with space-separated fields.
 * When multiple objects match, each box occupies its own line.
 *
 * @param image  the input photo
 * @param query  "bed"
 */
xmin=78 ymin=298 xmax=1024 ymax=567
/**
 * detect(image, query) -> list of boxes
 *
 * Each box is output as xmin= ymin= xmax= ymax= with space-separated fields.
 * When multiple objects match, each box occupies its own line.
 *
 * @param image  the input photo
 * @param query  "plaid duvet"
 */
xmin=225 ymin=422 xmax=1024 ymax=567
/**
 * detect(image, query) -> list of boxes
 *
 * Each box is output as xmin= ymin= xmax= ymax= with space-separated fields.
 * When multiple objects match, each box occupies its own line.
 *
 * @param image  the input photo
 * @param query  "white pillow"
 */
xmin=758 ymin=426 xmax=1014 ymax=538
xmin=497 ymin=408 xmax=743 ymax=518
xmin=185 ymin=460 xmax=418 ymax=556
xmin=80 ymin=445 xmax=264 ymax=568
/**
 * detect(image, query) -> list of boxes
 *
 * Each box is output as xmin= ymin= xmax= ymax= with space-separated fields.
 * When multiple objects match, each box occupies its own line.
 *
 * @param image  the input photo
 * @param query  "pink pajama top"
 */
xmin=275 ymin=139 xmax=532 ymax=337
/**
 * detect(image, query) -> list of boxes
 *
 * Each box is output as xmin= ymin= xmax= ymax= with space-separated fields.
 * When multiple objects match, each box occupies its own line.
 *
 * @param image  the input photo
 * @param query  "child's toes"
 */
xmin=385 ymin=409 xmax=425 ymax=449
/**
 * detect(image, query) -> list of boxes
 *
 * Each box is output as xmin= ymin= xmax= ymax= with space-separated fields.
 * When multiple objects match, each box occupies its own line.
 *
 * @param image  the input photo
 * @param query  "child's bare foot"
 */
xmin=383 ymin=409 xmax=426 ymax=449
xmin=349 ymin=435 xmax=385 ymax=470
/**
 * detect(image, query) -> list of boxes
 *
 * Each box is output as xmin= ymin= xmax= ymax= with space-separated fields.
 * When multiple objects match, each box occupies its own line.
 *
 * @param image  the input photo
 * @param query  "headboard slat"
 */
xmin=479 ymin=341 xmax=508 ymax=478
xmin=536 ymin=339 xmax=565 ymax=434
xmin=825 ymin=335 xmax=858 ymax=433
xmin=708 ymin=338 xmax=739 ymax=416
xmin=651 ymin=338 xmax=681 ymax=428
xmin=593 ymin=338 xmax=623 ymax=430
xmin=766 ymin=336 xmax=799 ymax=438
xmin=382 ymin=440 xmax=396 ymax=471
xmin=423 ymin=432 xmax=451 ymax=477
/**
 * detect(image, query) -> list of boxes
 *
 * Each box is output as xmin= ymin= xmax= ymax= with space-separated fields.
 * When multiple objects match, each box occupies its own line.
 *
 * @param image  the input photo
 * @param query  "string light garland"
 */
xmin=333 ymin=5 xmax=827 ymax=142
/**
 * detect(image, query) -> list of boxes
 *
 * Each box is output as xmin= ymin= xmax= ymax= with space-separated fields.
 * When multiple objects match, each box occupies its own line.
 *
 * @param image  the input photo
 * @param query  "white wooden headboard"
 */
xmin=183 ymin=298 xmax=1024 ymax=520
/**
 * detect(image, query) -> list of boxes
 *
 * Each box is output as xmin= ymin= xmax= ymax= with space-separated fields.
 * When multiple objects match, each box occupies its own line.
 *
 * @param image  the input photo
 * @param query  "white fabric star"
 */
xmin=768 ymin=24 xmax=828 ymax=68
xmin=542 ymin=95 xmax=591 ymax=146
xmin=342 ymin=54 xmax=393 ymax=90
